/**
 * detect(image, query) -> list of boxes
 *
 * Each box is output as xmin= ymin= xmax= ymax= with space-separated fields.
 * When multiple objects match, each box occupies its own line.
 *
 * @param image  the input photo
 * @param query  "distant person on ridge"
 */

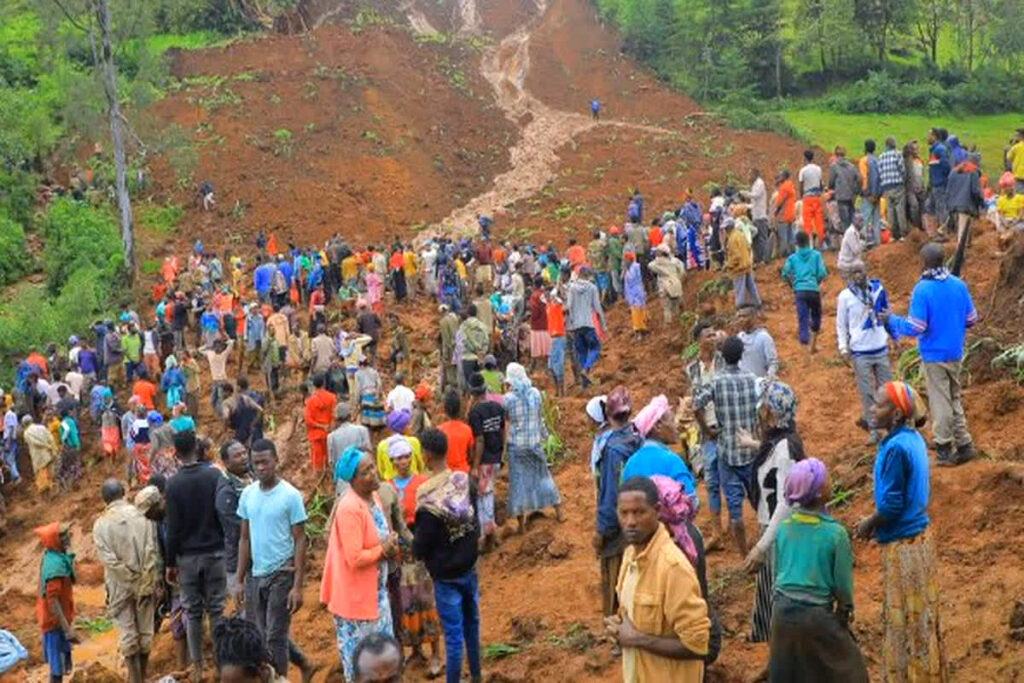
xmin=590 ymin=98 xmax=600 ymax=121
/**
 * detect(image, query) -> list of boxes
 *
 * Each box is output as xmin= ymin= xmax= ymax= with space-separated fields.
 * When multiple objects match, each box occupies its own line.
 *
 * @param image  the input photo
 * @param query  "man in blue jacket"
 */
xmin=925 ymin=127 xmax=952 ymax=234
xmin=883 ymin=243 xmax=977 ymax=466
xmin=252 ymin=256 xmax=276 ymax=304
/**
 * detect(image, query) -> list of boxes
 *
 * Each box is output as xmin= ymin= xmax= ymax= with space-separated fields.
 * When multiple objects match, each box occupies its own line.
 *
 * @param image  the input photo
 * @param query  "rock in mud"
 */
xmin=546 ymin=538 xmax=571 ymax=559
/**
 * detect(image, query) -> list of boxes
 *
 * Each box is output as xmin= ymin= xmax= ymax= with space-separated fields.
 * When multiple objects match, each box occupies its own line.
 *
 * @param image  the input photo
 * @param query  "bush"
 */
xmin=0 ymin=168 xmax=37 ymax=228
xmin=0 ymin=212 xmax=30 ymax=286
xmin=41 ymin=198 xmax=123 ymax=295
xmin=823 ymin=70 xmax=1024 ymax=115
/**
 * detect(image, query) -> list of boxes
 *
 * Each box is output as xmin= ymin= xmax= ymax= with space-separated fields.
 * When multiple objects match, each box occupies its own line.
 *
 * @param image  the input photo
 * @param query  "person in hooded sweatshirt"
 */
xmin=780 ymin=231 xmax=827 ymax=352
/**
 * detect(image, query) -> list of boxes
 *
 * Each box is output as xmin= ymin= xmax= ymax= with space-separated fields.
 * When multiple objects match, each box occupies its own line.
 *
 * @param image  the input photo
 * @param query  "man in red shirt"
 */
xmin=544 ymin=287 xmax=567 ymax=396
xmin=647 ymin=217 xmax=664 ymax=249
xmin=437 ymin=391 xmax=474 ymax=473
xmin=304 ymin=373 xmax=337 ymax=471
xmin=566 ymin=239 xmax=586 ymax=270
xmin=35 ymin=521 xmax=78 ymax=682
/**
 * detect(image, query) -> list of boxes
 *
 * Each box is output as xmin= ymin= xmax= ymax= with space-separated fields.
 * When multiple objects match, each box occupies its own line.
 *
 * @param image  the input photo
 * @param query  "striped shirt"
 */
xmin=503 ymin=387 xmax=545 ymax=449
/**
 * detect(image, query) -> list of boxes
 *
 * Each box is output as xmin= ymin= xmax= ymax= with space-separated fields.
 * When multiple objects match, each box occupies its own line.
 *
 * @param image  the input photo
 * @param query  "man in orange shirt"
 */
xmin=132 ymin=371 xmax=158 ymax=411
xmin=437 ymin=391 xmax=474 ymax=473
xmin=35 ymin=521 xmax=79 ymax=682
xmin=304 ymin=373 xmax=337 ymax=471
xmin=647 ymin=218 xmax=664 ymax=249
xmin=774 ymin=169 xmax=798 ymax=257
xmin=544 ymin=287 xmax=567 ymax=396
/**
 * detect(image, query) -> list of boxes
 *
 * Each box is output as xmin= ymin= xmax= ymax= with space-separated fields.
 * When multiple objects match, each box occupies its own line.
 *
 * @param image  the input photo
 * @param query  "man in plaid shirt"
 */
xmin=879 ymin=136 xmax=908 ymax=240
xmin=693 ymin=336 xmax=759 ymax=557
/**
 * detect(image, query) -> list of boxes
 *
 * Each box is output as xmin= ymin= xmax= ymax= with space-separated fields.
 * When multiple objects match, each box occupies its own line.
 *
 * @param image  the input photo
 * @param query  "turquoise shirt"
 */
xmin=781 ymin=247 xmax=827 ymax=292
xmin=237 ymin=479 xmax=308 ymax=577
xmin=773 ymin=509 xmax=854 ymax=609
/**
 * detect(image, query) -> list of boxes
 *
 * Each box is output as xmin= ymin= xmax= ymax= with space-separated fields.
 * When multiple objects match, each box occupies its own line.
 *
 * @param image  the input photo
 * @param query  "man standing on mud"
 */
xmin=164 ymin=430 xmax=226 ymax=682
xmin=235 ymin=439 xmax=308 ymax=678
xmin=605 ymin=477 xmax=709 ymax=682
xmin=93 ymin=478 xmax=160 ymax=683
xmin=883 ymin=243 xmax=977 ymax=466
xmin=566 ymin=267 xmax=607 ymax=389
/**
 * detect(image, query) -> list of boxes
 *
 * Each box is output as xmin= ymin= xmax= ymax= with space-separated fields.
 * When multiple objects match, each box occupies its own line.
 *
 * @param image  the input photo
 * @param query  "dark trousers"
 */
xmin=247 ymin=569 xmax=293 ymax=676
xmin=434 ymin=571 xmax=481 ymax=683
xmin=837 ymin=200 xmax=855 ymax=230
xmin=795 ymin=290 xmax=822 ymax=345
xmin=572 ymin=327 xmax=601 ymax=372
xmin=178 ymin=551 xmax=227 ymax=665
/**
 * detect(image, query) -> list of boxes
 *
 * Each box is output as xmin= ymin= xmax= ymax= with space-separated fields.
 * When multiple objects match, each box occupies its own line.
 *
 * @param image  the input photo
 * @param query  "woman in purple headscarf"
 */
xmin=375 ymin=408 xmax=425 ymax=480
xmin=767 ymin=458 xmax=867 ymax=683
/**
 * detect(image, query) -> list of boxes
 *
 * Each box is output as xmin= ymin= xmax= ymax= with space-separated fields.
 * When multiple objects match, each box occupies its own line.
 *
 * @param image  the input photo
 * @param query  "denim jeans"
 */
xmin=860 ymin=197 xmax=881 ymax=245
xmin=2 ymin=438 xmax=19 ymax=482
xmin=125 ymin=360 xmax=144 ymax=383
xmin=719 ymin=460 xmax=752 ymax=521
xmin=248 ymin=569 xmax=294 ymax=675
xmin=434 ymin=571 xmax=481 ymax=683
xmin=703 ymin=441 xmax=720 ymax=515
xmin=776 ymin=222 xmax=794 ymax=258
xmin=177 ymin=551 xmax=227 ymax=665
xmin=794 ymin=290 xmax=822 ymax=345
xmin=547 ymin=335 xmax=565 ymax=382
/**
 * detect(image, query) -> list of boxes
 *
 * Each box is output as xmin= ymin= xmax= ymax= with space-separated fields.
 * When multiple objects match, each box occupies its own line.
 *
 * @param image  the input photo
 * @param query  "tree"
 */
xmin=914 ymin=0 xmax=949 ymax=64
xmin=49 ymin=0 xmax=135 ymax=279
xmin=854 ymin=0 xmax=915 ymax=65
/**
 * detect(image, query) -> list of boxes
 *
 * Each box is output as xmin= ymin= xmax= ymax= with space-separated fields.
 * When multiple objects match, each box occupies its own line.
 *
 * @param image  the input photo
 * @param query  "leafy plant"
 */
xmin=896 ymin=347 xmax=923 ymax=389
xmin=992 ymin=343 xmax=1024 ymax=384
xmin=41 ymin=199 xmax=123 ymax=295
xmin=137 ymin=202 xmax=184 ymax=234
xmin=541 ymin=392 xmax=566 ymax=465
xmin=0 ymin=212 xmax=30 ymax=286
xmin=304 ymin=490 xmax=333 ymax=543
xmin=272 ymin=128 xmax=293 ymax=157
xmin=482 ymin=642 xmax=521 ymax=660
xmin=75 ymin=616 xmax=114 ymax=634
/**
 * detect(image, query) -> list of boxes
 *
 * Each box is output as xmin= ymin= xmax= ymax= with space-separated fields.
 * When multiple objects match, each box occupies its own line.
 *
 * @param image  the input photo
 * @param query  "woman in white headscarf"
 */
xmin=502 ymin=363 xmax=563 ymax=534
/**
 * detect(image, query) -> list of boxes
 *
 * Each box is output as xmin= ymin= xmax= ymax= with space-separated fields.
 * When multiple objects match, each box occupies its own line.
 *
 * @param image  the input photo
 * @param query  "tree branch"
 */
xmin=50 ymin=0 xmax=91 ymax=34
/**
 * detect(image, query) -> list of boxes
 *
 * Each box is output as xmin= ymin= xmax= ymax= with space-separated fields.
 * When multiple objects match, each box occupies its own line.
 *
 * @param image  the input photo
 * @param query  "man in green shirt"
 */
xmin=122 ymin=324 xmax=145 ymax=383
xmin=606 ymin=227 xmax=624 ymax=303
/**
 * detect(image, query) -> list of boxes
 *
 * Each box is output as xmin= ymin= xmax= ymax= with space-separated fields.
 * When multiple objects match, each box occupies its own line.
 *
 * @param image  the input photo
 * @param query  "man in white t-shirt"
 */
xmin=385 ymin=372 xmax=415 ymax=413
xmin=797 ymin=149 xmax=824 ymax=247
xmin=747 ymin=168 xmax=770 ymax=263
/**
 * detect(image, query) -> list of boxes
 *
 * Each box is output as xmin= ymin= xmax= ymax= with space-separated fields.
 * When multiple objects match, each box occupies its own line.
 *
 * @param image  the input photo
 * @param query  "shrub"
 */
xmin=41 ymin=198 xmax=123 ymax=295
xmin=0 ymin=212 xmax=30 ymax=286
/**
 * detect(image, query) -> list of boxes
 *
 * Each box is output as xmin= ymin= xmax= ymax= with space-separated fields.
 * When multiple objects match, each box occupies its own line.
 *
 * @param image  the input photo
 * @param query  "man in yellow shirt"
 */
xmin=1008 ymin=127 xmax=1024 ymax=193
xmin=606 ymin=477 xmax=709 ymax=683
xmin=996 ymin=176 xmax=1024 ymax=238
xmin=723 ymin=217 xmax=761 ymax=309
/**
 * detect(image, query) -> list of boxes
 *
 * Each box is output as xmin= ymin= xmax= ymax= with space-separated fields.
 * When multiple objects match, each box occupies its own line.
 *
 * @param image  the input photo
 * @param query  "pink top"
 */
xmin=320 ymin=488 xmax=388 ymax=620
xmin=366 ymin=273 xmax=383 ymax=305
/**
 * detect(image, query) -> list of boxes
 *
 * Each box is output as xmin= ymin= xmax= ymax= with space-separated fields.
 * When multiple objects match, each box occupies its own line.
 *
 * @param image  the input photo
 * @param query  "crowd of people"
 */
xmin=1 ymin=123 xmax=1006 ymax=683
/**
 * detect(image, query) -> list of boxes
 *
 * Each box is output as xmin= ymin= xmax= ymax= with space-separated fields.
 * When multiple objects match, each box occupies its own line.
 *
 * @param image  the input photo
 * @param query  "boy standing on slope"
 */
xmin=781 ymin=231 xmax=827 ymax=352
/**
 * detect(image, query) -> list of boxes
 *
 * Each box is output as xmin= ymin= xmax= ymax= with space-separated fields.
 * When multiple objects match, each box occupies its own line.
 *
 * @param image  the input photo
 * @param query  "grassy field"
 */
xmin=780 ymin=109 xmax=1023 ymax=177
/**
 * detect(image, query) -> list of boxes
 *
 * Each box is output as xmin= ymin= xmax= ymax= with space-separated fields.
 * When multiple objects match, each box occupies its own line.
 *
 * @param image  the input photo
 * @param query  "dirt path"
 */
xmin=434 ymin=0 xmax=677 ymax=236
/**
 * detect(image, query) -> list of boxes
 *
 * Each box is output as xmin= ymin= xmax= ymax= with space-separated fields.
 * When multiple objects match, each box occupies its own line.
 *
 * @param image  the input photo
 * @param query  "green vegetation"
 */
xmin=304 ymin=491 xmax=333 ymax=544
xmin=74 ymin=616 xmax=114 ymax=634
xmin=0 ymin=214 xmax=30 ymax=286
xmin=541 ymin=393 xmax=566 ymax=466
xmin=42 ymin=198 xmax=123 ymax=295
xmin=481 ymin=643 xmax=522 ymax=660
xmin=781 ymin=110 xmax=1020 ymax=176
xmin=594 ymin=0 xmax=1024 ymax=131
xmin=137 ymin=201 xmax=185 ymax=234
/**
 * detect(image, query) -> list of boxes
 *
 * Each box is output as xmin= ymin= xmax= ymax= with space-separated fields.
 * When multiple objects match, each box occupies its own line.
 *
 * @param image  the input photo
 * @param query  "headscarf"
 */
xmin=505 ymin=362 xmax=532 ymax=393
xmin=164 ymin=355 xmax=178 ymax=370
xmin=35 ymin=521 xmax=75 ymax=591
xmin=172 ymin=402 xmax=187 ymax=417
xmin=386 ymin=409 xmax=411 ymax=434
xmin=134 ymin=486 xmax=162 ymax=513
xmin=784 ymin=458 xmax=828 ymax=507
xmin=884 ymin=380 xmax=927 ymax=425
xmin=386 ymin=436 xmax=412 ymax=460
xmin=633 ymin=395 xmax=669 ymax=438
xmin=759 ymin=380 xmax=797 ymax=430
xmin=414 ymin=382 xmax=432 ymax=402
xmin=416 ymin=470 xmax=474 ymax=534
xmin=146 ymin=411 xmax=164 ymax=426
xmin=651 ymin=475 xmax=698 ymax=566
xmin=334 ymin=446 xmax=364 ymax=483
xmin=585 ymin=395 xmax=607 ymax=426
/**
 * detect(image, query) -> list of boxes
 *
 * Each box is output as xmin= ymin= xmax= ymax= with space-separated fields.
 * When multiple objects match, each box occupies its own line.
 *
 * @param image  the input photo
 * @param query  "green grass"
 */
xmin=137 ymin=202 xmax=184 ymax=234
xmin=144 ymin=31 xmax=232 ymax=56
xmin=780 ymin=109 xmax=1024 ymax=177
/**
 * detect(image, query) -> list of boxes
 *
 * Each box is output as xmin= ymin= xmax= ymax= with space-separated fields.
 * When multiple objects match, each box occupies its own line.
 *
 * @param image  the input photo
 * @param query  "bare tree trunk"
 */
xmin=93 ymin=0 xmax=134 ymax=281
xmin=775 ymin=41 xmax=782 ymax=98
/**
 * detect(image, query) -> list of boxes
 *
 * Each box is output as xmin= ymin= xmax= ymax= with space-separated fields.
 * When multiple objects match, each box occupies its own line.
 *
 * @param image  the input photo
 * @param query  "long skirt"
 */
xmin=767 ymin=594 xmax=868 ymax=683
xmin=398 ymin=560 xmax=440 ymax=649
xmin=751 ymin=529 xmax=774 ymax=643
xmin=629 ymin=306 xmax=648 ymax=332
xmin=506 ymin=445 xmax=561 ymax=517
xmin=529 ymin=330 xmax=551 ymax=358
xmin=56 ymin=447 xmax=82 ymax=492
xmin=477 ymin=463 xmax=499 ymax=536
xmin=881 ymin=531 xmax=947 ymax=682
xmin=130 ymin=443 xmax=152 ymax=485
xmin=392 ymin=269 xmax=408 ymax=302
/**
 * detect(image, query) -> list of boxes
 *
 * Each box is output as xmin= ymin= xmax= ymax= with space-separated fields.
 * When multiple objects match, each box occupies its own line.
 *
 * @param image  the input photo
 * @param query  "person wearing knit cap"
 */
xmin=855 ymin=381 xmax=945 ymax=682
xmin=622 ymin=395 xmax=697 ymax=497
xmin=769 ymin=458 xmax=867 ymax=682
xmin=593 ymin=385 xmax=643 ymax=620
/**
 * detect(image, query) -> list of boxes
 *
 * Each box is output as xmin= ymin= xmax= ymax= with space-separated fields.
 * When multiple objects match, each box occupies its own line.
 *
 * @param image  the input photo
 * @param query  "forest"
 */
xmin=593 ymin=0 xmax=1024 ymax=113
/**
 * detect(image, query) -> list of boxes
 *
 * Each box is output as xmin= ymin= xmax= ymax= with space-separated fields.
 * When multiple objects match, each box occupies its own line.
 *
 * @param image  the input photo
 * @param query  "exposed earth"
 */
xmin=2 ymin=0 xmax=1024 ymax=681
